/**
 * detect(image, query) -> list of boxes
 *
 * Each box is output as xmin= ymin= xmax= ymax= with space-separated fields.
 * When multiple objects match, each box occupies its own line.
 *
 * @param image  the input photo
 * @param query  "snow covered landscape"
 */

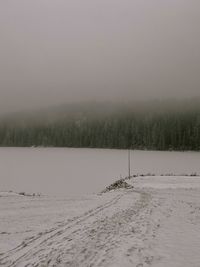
xmin=1 ymin=148 xmax=200 ymax=196
xmin=1 ymin=175 xmax=200 ymax=267
xmin=1 ymin=0 xmax=200 ymax=266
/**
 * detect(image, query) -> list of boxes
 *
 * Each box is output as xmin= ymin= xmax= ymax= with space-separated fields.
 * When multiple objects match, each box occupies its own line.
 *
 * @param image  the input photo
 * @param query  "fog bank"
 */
xmin=0 ymin=1 xmax=200 ymax=113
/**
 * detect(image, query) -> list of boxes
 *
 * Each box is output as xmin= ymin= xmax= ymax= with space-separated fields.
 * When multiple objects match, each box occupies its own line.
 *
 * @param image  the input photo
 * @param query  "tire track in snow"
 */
xmin=13 ymin=190 xmax=153 ymax=267
xmin=0 ymin=193 xmax=124 ymax=267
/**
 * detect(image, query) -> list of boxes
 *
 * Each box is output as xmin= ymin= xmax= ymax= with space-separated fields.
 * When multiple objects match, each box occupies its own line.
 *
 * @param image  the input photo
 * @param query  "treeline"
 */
xmin=0 ymin=100 xmax=200 ymax=150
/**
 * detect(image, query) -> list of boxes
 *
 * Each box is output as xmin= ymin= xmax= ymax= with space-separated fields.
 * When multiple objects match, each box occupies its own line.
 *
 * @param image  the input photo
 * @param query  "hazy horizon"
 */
xmin=1 ymin=1 xmax=200 ymax=114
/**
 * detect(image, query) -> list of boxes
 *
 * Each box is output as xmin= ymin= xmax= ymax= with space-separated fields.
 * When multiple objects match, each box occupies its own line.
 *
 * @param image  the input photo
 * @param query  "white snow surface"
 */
xmin=1 ymin=176 xmax=200 ymax=267
xmin=0 ymin=191 xmax=22 ymax=197
xmin=1 ymin=148 xmax=200 ymax=196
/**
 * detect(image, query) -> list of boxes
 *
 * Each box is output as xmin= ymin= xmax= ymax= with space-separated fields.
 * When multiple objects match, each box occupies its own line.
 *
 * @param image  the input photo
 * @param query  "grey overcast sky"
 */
xmin=0 ymin=0 xmax=200 ymax=113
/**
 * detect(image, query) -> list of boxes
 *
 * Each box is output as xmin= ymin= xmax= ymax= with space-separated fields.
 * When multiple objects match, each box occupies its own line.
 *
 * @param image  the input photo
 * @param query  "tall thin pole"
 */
xmin=128 ymin=148 xmax=131 ymax=179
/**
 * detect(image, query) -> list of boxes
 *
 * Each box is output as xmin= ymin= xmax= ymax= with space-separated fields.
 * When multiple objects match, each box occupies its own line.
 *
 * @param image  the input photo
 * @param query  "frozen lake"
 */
xmin=0 ymin=148 xmax=200 ymax=195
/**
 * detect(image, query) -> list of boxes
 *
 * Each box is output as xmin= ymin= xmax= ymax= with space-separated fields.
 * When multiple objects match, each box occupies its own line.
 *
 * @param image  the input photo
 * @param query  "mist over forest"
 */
xmin=1 ymin=98 xmax=200 ymax=151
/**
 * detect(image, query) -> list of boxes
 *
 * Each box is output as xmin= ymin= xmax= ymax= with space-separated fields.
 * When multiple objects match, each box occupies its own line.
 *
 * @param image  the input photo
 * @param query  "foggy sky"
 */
xmin=0 ymin=0 xmax=200 ymax=113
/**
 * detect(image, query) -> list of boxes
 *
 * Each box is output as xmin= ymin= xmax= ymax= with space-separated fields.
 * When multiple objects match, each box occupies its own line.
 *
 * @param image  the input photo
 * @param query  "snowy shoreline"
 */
xmin=1 ymin=175 xmax=200 ymax=266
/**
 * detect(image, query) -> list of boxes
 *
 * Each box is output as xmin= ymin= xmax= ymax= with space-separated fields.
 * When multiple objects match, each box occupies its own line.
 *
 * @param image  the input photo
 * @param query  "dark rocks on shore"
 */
xmin=102 ymin=179 xmax=133 ymax=193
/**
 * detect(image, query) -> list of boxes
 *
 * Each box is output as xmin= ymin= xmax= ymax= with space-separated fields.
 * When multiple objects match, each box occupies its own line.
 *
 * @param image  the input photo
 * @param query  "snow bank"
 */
xmin=129 ymin=175 xmax=200 ymax=189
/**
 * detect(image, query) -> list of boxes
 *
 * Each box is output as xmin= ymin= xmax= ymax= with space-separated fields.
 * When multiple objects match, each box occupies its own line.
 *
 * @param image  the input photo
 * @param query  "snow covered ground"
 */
xmin=1 ymin=148 xmax=200 ymax=196
xmin=1 ymin=176 xmax=200 ymax=266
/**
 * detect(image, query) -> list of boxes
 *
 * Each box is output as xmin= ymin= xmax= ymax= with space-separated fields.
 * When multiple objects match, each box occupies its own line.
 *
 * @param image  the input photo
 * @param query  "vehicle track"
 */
xmin=3 ymin=190 xmax=155 ymax=267
xmin=0 ymin=193 xmax=124 ymax=267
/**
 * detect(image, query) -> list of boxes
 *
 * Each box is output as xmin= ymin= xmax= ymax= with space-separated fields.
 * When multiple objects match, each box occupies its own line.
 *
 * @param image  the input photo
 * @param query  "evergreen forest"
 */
xmin=0 ymin=99 xmax=200 ymax=151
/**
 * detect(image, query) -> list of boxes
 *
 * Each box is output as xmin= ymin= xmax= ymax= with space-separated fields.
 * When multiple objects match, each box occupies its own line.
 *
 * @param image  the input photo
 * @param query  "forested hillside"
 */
xmin=0 ymin=99 xmax=200 ymax=150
